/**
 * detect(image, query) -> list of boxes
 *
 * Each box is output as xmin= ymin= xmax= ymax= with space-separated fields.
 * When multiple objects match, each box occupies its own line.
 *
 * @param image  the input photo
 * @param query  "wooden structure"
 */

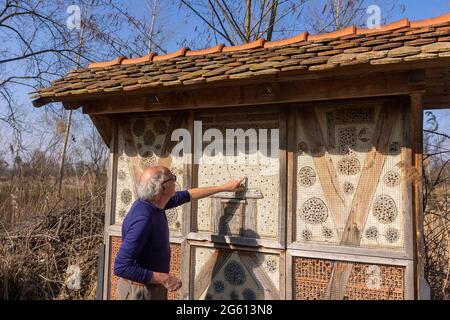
xmin=31 ymin=13 xmax=450 ymax=300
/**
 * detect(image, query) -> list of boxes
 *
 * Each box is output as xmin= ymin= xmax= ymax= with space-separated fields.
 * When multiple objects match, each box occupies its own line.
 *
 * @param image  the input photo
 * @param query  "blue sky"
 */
xmin=4 ymin=0 xmax=450 ymax=160
xmin=106 ymin=0 xmax=450 ymax=143
xmin=124 ymin=0 xmax=450 ymax=52
xmin=124 ymin=0 xmax=449 ymax=144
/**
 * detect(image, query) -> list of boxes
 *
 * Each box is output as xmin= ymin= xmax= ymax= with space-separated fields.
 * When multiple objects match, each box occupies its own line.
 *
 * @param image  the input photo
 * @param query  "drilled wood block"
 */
xmin=293 ymin=257 xmax=405 ymax=300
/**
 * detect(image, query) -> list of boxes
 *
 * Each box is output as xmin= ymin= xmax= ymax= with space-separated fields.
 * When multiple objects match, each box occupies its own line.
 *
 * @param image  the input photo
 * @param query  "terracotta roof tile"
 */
xmin=410 ymin=13 xmax=450 ymax=28
xmin=121 ymin=53 xmax=156 ymax=65
xmin=263 ymin=32 xmax=308 ymax=48
xmin=309 ymin=26 xmax=356 ymax=41
xmin=222 ymin=39 xmax=264 ymax=52
xmin=88 ymin=56 xmax=126 ymax=68
xmin=357 ymin=18 xmax=410 ymax=35
xmin=185 ymin=44 xmax=224 ymax=56
xmin=153 ymin=48 xmax=189 ymax=61
xmin=31 ymin=13 xmax=450 ymax=106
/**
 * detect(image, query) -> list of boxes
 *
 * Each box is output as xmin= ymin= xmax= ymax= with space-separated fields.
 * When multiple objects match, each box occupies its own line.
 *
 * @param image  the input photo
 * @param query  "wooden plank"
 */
xmin=82 ymin=72 xmax=420 ymax=115
xmin=410 ymin=92 xmax=427 ymax=299
xmin=186 ymin=232 xmax=285 ymax=249
xmin=325 ymin=102 xmax=401 ymax=300
xmin=103 ymin=120 xmax=117 ymax=298
xmin=288 ymin=241 xmax=412 ymax=260
xmin=182 ymin=110 xmax=194 ymax=236
xmin=285 ymin=251 xmax=293 ymax=300
xmin=180 ymin=240 xmax=190 ymax=300
xmin=289 ymin=248 xmax=412 ymax=265
xmin=211 ymin=198 xmax=221 ymax=235
xmin=243 ymin=199 xmax=257 ymax=238
xmin=298 ymin=108 xmax=348 ymax=237
xmin=401 ymin=100 xmax=415 ymax=262
xmin=104 ymin=119 xmax=117 ymax=230
xmin=286 ymin=105 xmax=296 ymax=246
xmin=278 ymin=109 xmax=287 ymax=247
xmin=193 ymin=249 xmax=230 ymax=299
xmin=239 ymin=252 xmax=280 ymax=300
xmin=324 ymin=262 xmax=354 ymax=299
xmin=89 ymin=114 xmax=112 ymax=147
xmin=279 ymin=251 xmax=286 ymax=300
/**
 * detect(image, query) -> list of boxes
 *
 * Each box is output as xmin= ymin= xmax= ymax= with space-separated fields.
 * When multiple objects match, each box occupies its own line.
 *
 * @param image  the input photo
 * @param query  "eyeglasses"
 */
xmin=162 ymin=174 xmax=177 ymax=185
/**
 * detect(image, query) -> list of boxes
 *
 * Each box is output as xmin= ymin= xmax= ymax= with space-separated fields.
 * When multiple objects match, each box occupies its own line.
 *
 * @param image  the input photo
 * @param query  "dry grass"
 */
xmin=0 ymin=164 xmax=448 ymax=300
xmin=0 ymin=173 xmax=105 ymax=300
xmin=424 ymin=186 xmax=450 ymax=300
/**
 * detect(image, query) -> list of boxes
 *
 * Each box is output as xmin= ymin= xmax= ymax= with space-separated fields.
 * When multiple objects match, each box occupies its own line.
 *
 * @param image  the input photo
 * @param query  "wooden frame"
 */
xmin=102 ymin=119 xmax=118 ymax=299
xmin=184 ymin=240 xmax=286 ymax=300
xmin=97 ymin=67 xmax=427 ymax=300
xmin=187 ymin=105 xmax=287 ymax=249
xmin=287 ymin=97 xmax=416 ymax=259
xmin=78 ymin=68 xmax=436 ymax=116
xmin=285 ymin=249 xmax=414 ymax=300
xmin=409 ymin=92 xmax=428 ymax=299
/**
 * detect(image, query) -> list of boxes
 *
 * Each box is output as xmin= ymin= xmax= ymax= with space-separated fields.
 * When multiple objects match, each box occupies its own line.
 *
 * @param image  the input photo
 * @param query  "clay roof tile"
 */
xmin=186 ymin=44 xmax=225 ymax=56
xmin=308 ymin=26 xmax=356 ymax=41
xmin=153 ymin=47 xmax=189 ymax=62
xmin=88 ymin=56 xmax=126 ymax=68
xmin=121 ymin=53 xmax=157 ymax=65
xmin=357 ymin=18 xmax=410 ymax=35
xmin=222 ymin=38 xmax=265 ymax=52
xmin=264 ymin=32 xmax=308 ymax=48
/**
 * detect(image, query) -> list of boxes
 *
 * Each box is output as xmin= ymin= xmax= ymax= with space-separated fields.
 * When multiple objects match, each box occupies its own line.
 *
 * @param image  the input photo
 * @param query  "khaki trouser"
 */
xmin=117 ymin=277 xmax=167 ymax=300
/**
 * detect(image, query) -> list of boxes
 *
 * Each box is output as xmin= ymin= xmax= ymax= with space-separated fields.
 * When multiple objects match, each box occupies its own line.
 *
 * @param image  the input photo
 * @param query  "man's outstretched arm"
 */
xmin=188 ymin=177 xmax=245 ymax=200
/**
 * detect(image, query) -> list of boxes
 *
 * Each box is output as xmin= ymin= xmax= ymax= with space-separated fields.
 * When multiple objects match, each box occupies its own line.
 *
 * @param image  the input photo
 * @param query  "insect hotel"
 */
xmin=31 ymin=14 xmax=450 ymax=300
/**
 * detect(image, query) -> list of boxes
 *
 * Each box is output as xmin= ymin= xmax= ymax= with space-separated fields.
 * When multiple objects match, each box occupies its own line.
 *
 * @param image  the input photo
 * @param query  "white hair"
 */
xmin=137 ymin=170 xmax=169 ymax=201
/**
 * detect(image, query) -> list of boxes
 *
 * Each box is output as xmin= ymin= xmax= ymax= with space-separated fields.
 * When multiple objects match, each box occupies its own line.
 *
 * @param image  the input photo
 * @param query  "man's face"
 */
xmin=162 ymin=170 xmax=177 ymax=197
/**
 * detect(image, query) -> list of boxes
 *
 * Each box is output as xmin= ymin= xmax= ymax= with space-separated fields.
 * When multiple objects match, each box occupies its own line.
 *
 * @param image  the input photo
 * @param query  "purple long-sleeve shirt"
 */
xmin=113 ymin=191 xmax=191 ymax=284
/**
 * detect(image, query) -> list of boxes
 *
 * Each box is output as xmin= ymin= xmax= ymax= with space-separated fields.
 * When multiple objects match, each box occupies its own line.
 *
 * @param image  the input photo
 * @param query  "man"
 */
xmin=114 ymin=165 xmax=244 ymax=300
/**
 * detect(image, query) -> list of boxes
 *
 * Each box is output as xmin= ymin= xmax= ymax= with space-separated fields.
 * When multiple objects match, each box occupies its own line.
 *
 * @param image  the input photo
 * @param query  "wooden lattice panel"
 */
xmin=115 ymin=116 xmax=185 ymax=230
xmin=195 ymin=110 xmax=280 ymax=239
xmin=295 ymin=103 xmax=407 ymax=249
xmin=167 ymin=243 xmax=181 ymax=300
xmin=191 ymin=245 xmax=281 ymax=300
xmin=109 ymin=237 xmax=182 ymax=300
xmin=109 ymin=236 xmax=121 ymax=300
xmin=293 ymin=257 xmax=405 ymax=300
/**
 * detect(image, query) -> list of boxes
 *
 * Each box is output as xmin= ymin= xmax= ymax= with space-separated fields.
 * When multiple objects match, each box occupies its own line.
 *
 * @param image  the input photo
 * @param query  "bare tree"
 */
xmin=304 ymin=0 xmax=404 ymax=33
xmin=178 ymin=0 xmax=310 ymax=47
xmin=423 ymin=111 xmax=450 ymax=300
xmin=177 ymin=0 xmax=405 ymax=49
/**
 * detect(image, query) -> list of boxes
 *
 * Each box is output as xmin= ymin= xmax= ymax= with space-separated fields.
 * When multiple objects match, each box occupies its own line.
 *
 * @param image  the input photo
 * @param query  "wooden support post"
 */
xmin=410 ymin=92 xmax=430 ymax=300
xmin=286 ymin=105 xmax=296 ymax=246
xmin=103 ymin=119 xmax=117 ymax=299
xmin=183 ymin=110 xmax=194 ymax=236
